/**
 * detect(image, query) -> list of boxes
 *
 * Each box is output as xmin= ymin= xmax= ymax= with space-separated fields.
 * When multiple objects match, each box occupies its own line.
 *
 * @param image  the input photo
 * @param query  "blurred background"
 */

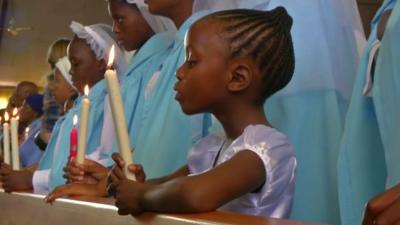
xmin=0 ymin=0 xmax=384 ymax=108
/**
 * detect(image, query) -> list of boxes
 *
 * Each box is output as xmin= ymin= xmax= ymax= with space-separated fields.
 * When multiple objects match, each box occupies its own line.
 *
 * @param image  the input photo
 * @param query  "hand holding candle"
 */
xmin=69 ymin=115 xmax=78 ymax=161
xmin=105 ymin=45 xmax=135 ymax=181
xmin=2 ymin=112 xmax=10 ymax=164
xmin=76 ymin=86 xmax=90 ymax=165
xmin=10 ymin=108 xmax=20 ymax=170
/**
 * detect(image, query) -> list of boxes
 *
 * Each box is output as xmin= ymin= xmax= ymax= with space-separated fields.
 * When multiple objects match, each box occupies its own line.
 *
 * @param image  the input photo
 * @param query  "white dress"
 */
xmin=188 ymin=125 xmax=296 ymax=218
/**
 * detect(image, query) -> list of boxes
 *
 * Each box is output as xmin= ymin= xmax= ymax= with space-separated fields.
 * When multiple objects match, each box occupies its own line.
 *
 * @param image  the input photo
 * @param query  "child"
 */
xmin=107 ymin=8 xmax=296 ymax=218
xmin=33 ymin=22 xmax=126 ymax=194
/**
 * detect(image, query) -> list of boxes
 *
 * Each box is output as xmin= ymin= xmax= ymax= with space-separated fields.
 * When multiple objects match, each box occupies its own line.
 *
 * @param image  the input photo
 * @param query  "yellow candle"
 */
xmin=2 ymin=112 xmax=10 ymax=164
xmin=105 ymin=45 xmax=135 ymax=181
xmin=76 ymin=85 xmax=90 ymax=164
xmin=10 ymin=108 xmax=20 ymax=170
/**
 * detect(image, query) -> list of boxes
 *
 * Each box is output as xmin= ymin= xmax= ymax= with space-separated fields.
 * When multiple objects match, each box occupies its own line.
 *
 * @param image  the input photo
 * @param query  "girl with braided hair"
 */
xmin=107 ymin=7 xmax=296 ymax=218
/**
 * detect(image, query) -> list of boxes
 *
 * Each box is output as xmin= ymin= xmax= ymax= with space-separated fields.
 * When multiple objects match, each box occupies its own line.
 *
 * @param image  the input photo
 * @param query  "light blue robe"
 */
xmin=338 ymin=1 xmax=397 ymax=224
xmin=108 ymin=32 xmax=176 ymax=164
xmin=132 ymin=11 xmax=212 ymax=179
xmin=36 ymin=79 xmax=109 ymax=191
xmin=373 ymin=0 xmax=400 ymax=188
xmin=264 ymin=1 xmax=363 ymax=224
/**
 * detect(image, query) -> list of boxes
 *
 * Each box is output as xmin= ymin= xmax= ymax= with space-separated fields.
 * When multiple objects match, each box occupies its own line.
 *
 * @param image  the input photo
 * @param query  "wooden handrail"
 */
xmin=0 ymin=189 xmax=321 ymax=225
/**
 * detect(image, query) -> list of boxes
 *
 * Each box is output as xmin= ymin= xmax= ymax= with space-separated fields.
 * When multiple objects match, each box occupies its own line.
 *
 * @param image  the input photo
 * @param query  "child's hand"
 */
xmin=114 ymin=179 xmax=149 ymax=216
xmin=44 ymin=182 xmax=106 ymax=204
xmin=63 ymin=159 xmax=109 ymax=184
xmin=0 ymin=163 xmax=33 ymax=193
xmin=111 ymin=153 xmax=146 ymax=182
xmin=363 ymin=183 xmax=400 ymax=225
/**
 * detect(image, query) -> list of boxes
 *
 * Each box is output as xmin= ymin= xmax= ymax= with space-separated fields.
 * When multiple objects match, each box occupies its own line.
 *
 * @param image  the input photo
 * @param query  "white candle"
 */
xmin=105 ymin=45 xmax=135 ymax=181
xmin=10 ymin=108 xmax=20 ymax=170
xmin=2 ymin=112 xmax=10 ymax=164
xmin=76 ymin=85 xmax=90 ymax=164
xmin=24 ymin=127 xmax=30 ymax=141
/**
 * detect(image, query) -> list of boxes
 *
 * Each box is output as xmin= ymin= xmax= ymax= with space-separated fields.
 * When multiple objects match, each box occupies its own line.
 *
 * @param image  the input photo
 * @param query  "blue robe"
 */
xmin=107 ymin=32 xmax=176 ymax=166
xmin=338 ymin=1 xmax=397 ymax=224
xmin=19 ymin=119 xmax=43 ymax=168
xmin=132 ymin=11 xmax=212 ymax=179
xmin=264 ymin=1 xmax=363 ymax=224
xmin=37 ymin=79 xmax=109 ymax=191
xmin=373 ymin=0 xmax=400 ymax=188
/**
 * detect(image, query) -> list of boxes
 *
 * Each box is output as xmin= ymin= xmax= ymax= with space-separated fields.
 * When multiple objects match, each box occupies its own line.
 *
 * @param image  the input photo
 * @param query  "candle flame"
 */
xmin=4 ymin=112 xmax=9 ymax=121
xmin=84 ymin=85 xmax=90 ymax=96
xmin=16 ymin=116 xmax=20 ymax=120
xmin=25 ymin=127 xmax=30 ymax=133
xmin=107 ymin=45 xmax=115 ymax=68
xmin=12 ymin=107 xmax=18 ymax=117
xmin=73 ymin=114 xmax=78 ymax=126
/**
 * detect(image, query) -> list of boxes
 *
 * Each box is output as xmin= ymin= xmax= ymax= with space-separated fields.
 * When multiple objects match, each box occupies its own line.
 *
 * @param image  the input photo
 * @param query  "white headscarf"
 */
xmin=193 ymin=0 xmax=271 ymax=13
xmin=125 ymin=0 xmax=176 ymax=33
xmin=55 ymin=56 xmax=75 ymax=89
xmin=70 ymin=21 xmax=127 ymax=76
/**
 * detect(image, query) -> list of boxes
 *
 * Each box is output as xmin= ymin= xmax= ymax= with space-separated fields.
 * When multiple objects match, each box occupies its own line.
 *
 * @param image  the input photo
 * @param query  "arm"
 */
xmin=363 ymin=183 xmax=400 ymax=225
xmin=112 ymin=150 xmax=265 ymax=215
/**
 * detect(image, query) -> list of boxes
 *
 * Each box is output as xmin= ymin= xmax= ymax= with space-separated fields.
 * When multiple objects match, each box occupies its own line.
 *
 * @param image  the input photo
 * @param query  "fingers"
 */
xmin=45 ymin=184 xmax=73 ymax=204
xmin=127 ymin=164 xmax=146 ymax=183
xmin=368 ymin=184 xmax=400 ymax=215
xmin=112 ymin=153 xmax=125 ymax=168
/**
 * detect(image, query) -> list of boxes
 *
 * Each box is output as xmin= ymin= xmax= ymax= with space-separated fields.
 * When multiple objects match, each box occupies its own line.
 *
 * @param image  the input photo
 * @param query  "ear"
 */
xmin=227 ymin=60 xmax=253 ymax=92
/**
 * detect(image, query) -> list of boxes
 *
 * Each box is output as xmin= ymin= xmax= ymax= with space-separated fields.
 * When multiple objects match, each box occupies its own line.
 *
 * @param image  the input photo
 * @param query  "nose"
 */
xmin=176 ymin=64 xmax=185 ymax=81
xmin=112 ymin=21 xmax=120 ymax=34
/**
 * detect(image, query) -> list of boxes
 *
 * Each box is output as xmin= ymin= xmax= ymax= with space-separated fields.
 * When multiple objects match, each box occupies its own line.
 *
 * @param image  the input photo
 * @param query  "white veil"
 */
xmin=193 ymin=0 xmax=271 ymax=12
xmin=126 ymin=0 xmax=176 ymax=33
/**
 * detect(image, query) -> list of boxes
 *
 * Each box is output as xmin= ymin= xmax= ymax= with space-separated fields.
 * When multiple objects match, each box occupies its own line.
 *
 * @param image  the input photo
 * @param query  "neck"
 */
xmin=169 ymin=1 xmax=193 ymax=28
xmin=213 ymin=103 xmax=270 ymax=140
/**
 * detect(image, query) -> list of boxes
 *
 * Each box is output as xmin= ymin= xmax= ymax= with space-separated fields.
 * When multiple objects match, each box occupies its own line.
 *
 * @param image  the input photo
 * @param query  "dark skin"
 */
xmin=68 ymin=36 xmax=106 ymax=93
xmin=45 ymin=0 xmax=192 ymax=201
xmin=108 ymin=0 xmax=154 ymax=51
xmin=363 ymin=183 xmax=400 ymax=225
xmin=145 ymin=0 xmax=193 ymax=28
xmin=19 ymin=101 xmax=40 ymax=127
xmin=0 ymin=163 xmax=35 ymax=193
xmin=106 ymin=20 xmax=268 ymax=216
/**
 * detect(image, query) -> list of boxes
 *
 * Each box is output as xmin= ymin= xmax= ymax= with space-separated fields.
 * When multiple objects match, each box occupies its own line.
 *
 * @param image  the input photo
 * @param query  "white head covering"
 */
xmin=125 ymin=0 xmax=176 ymax=33
xmin=193 ymin=0 xmax=271 ymax=13
xmin=70 ymin=21 xmax=127 ymax=76
xmin=55 ymin=56 xmax=75 ymax=89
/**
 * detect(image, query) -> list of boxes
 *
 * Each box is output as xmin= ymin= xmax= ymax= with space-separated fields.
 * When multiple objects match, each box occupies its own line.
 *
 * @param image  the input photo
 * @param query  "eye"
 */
xmin=185 ymin=59 xmax=197 ymax=68
xmin=117 ymin=17 xmax=124 ymax=24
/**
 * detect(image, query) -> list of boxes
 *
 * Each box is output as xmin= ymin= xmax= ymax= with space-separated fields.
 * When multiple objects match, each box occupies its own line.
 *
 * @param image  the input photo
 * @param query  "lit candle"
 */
xmin=69 ymin=115 xmax=78 ymax=162
xmin=2 ymin=112 xmax=10 ymax=164
xmin=10 ymin=108 xmax=20 ymax=170
xmin=76 ymin=85 xmax=90 ymax=164
xmin=24 ymin=127 xmax=30 ymax=142
xmin=105 ymin=45 xmax=135 ymax=181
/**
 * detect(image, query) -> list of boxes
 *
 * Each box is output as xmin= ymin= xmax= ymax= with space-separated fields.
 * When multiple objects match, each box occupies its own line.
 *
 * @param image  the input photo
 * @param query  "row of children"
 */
xmin=1 ymin=0 xmax=400 ymax=224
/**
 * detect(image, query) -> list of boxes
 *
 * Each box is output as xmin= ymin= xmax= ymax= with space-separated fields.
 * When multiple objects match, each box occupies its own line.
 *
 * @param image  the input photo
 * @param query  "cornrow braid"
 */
xmin=201 ymin=7 xmax=295 ymax=104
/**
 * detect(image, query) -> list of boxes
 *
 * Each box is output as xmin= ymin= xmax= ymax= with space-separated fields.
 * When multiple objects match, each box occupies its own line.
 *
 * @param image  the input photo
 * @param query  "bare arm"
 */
xmin=112 ymin=150 xmax=265 ymax=215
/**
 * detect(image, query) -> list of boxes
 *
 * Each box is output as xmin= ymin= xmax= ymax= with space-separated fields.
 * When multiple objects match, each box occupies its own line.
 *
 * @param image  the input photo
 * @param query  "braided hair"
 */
xmin=199 ymin=7 xmax=295 ymax=104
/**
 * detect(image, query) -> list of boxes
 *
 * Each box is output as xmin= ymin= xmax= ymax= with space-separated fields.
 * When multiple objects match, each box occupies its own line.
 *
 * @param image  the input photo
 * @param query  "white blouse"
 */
xmin=188 ymin=124 xmax=296 ymax=218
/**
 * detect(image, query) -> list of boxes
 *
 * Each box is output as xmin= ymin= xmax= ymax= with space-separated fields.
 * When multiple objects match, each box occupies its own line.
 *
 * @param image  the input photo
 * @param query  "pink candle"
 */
xmin=69 ymin=115 xmax=78 ymax=161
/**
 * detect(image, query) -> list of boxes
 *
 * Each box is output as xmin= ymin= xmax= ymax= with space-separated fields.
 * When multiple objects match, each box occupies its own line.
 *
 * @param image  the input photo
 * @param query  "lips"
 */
xmin=174 ymin=82 xmax=183 ymax=101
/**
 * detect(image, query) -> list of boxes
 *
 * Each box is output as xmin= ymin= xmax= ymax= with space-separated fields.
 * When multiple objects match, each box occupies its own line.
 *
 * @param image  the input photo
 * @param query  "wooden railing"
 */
xmin=0 ymin=189 xmax=321 ymax=225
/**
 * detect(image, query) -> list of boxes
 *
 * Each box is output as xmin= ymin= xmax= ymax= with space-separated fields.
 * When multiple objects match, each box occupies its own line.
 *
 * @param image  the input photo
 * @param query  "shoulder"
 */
xmin=232 ymin=125 xmax=295 ymax=163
